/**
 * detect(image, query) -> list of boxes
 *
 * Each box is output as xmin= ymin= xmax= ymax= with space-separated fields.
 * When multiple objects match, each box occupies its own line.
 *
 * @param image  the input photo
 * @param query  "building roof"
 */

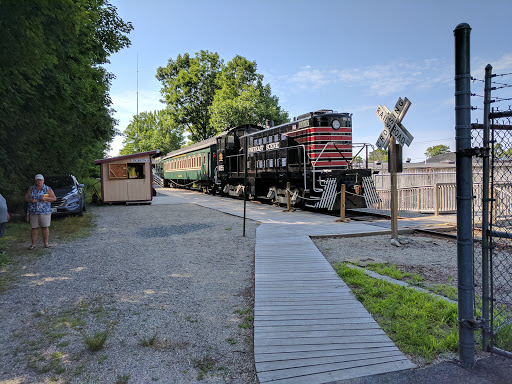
xmin=426 ymin=152 xmax=456 ymax=164
xmin=94 ymin=150 xmax=161 ymax=165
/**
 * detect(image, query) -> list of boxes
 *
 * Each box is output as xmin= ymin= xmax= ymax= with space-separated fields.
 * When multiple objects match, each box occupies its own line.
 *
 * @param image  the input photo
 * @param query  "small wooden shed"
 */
xmin=94 ymin=150 xmax=160 ymax=203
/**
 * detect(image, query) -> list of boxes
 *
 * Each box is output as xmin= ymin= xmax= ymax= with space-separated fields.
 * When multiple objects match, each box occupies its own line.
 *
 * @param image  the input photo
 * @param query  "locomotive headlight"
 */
xmin=332 ymin=119 xmax=341 ymax=130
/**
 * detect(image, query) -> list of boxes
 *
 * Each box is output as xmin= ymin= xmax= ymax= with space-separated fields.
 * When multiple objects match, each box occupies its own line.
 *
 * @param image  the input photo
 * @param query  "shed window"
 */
xmin=127 ymin=163 xmax=145 ymax=179
xmin=109 ymin=163 xmax=128 ymax=179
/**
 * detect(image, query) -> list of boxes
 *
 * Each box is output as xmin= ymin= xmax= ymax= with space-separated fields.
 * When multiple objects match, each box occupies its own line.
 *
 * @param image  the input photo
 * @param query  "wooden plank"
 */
xmin=255 ymin=345 xmax=400 ymax=363
xmin=254 ymin=334 xmax=394 ymax=347
xmin=256 ymin=355 xmax=414 ymax=382
xmin=257 ymin=349 xmax=406 ymax=371
xmin=258 ymin=359 xmax=416 ymax=383
xmin=254 ymin=341 xmax=399 ymax=354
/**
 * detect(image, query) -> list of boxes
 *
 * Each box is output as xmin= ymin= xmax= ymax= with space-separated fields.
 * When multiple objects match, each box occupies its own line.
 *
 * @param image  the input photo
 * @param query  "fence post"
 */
xmin=417 ymin=188 xmax=421 ymax=212
xmin=454 ymin=22 xmax=474 ymax=365
xmin=481 ymin=64 xmax=493 ymax=351
xmin=335 ymin=184 xmax=350 ymax=223
xmin=434 ymin=183 xmax=439 ymax=216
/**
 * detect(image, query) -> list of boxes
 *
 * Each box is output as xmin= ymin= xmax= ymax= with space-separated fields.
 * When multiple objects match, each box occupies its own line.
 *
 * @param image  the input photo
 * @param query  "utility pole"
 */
xmin=136 ymin=53 xmax=139 ymax=153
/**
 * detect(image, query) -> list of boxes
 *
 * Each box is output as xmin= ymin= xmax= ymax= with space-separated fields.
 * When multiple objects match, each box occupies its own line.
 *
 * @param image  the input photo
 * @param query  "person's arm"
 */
xmin=44 ymin=188 xmax=57 ymax=203
xmin=25 ymin=188 xmax=37 ymax=204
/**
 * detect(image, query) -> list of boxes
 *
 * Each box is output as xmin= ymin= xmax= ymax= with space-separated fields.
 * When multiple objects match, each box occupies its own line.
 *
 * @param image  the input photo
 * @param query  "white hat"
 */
xmin=35 ymin=174 xmax=44 ymax=180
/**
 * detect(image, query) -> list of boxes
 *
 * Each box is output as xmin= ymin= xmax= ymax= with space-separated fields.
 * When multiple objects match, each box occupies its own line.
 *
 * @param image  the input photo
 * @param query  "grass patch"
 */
xmin=115 ymin=374 xmax=131 ymax=384
xmin=138 ymin=332 xmax=158 ymax=347
xmin=365 ymin=263 xmax=424 ymax=285
xmin=0 ymin=213 xmax=95 ymax=292
xmin=82 ymin=328 xmax=110 ymax=352
xmin=494 ymin=323 xmax=512 ymax=351
xmin=193 ymin=357 xmax=216 ymax=381
xmin=234 ymin=308 xmax=254 ymax=329
xmin=361 ymin=263 xmax=458 ymax=302
xmin=334 ymin=262 xmax=459 ymax=363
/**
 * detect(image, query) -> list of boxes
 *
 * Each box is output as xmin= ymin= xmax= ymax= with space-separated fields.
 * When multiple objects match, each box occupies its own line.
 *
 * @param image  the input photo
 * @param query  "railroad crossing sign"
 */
xmin=375 ymin=97 xmax=414 ymax=149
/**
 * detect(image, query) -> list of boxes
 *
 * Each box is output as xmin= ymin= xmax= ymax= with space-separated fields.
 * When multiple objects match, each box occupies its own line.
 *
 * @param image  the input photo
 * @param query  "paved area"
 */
xmin=152 ymin=189 xmax=458 ymax=383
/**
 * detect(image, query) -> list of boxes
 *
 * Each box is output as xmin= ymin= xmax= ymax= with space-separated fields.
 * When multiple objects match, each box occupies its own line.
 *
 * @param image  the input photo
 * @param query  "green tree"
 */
xmin=0 ymin=0 xmax=133 ymax=209
xmin=368 ymin=149 xmax=388 ymax=163
xmin=156 ymin=50 xmax=223 ymax=143
xmin=120 ymin=110 xmax=185 ymax=155
xmin=156 ymin=52 xmax=288 ymax=143
xmin=209 ymin=55 xmax=288 ymax=132
xmin=425 ymin=145 xmax=450 ymax=159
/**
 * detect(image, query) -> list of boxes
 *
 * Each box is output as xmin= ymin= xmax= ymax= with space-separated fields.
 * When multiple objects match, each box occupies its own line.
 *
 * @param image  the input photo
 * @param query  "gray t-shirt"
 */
xmin=0 ymin=193 xmax=8 ymax=223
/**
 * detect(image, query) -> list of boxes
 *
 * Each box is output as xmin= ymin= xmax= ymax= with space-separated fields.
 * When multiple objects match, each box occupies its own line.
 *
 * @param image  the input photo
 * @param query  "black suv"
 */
xmin=46 ymin=175 xmax=86 ymax=216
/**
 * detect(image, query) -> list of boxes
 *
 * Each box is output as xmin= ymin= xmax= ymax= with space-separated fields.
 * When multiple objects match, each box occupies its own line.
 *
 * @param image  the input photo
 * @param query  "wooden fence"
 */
xmin=372 ymin=183 xmax=457 ymax=214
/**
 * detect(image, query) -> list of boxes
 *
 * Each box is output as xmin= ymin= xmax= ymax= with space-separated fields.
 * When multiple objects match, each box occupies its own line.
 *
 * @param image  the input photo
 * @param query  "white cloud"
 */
xmin=285 ymin=59 xmax=452 ymax=96
xmin=288 ymin=67 xmax=330 ymax=89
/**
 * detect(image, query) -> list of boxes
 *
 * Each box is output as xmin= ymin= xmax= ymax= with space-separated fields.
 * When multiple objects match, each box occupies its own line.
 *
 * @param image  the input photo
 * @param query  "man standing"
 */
xmin=0 ymin=192 xmax=9 ymax=254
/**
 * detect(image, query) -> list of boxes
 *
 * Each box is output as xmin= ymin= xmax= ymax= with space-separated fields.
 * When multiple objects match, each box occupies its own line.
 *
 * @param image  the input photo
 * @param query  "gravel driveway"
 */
xmin=0 ymin=203 xmax=258 ymax=384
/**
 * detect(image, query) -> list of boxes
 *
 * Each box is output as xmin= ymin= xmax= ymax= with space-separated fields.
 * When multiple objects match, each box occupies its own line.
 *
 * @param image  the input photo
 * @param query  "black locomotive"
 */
xmin=159 ymin=110 xmax=374 ymax=211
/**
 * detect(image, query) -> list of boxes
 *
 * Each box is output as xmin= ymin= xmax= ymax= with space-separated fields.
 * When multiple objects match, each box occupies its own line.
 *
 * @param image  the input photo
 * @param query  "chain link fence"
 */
xmin=472 ymin=65 xmax=512 ymax=356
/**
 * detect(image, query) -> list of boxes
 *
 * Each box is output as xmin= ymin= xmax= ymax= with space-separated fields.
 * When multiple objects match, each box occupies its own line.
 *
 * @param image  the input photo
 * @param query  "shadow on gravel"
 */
xmin=136 ymin=223 xmax=213 ymax=238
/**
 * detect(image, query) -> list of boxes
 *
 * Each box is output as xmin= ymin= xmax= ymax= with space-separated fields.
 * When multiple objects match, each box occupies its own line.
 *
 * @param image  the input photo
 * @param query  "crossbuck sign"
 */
xmin=375 ymin=97 xmax=414 ymax=149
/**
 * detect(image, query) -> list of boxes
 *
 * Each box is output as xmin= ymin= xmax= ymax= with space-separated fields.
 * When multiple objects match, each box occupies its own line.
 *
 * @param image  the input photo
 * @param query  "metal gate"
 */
xmin=472 ymin=64 xmax=512 ymax=358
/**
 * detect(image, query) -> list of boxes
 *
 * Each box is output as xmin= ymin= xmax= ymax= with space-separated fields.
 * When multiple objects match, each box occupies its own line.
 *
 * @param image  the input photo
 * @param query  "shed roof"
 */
xmin=94 ymin=150 xmax=161 ymax=165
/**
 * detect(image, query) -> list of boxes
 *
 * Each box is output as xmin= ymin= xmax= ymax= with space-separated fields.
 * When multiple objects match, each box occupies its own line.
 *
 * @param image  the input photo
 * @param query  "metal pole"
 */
xmin=481 ymin=64 xmax=493 ymax=351
xmin=389 ymin=137 xmax=398 ymax=241
xmin=454 ymin=22 xmax=474 ymax=365
xmin=243 ymin=136 xmax=248 ymax=237
xmin=286 ymin=182 xmax=291 ymax=211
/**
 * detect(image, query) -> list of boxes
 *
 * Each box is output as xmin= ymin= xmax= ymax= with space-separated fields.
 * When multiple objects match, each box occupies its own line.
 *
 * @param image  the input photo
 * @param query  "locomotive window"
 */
xmin=269 ymin=158 xmax=274 ymax=168
xmin=249 ymin=137 xmax=254 ymax=146
xmin=227 ymin=135 xmax=235 ymax=149
xmin=268 ymin=136 xmax=273 ymax=143
xmin=274 ymin=134 xmax=279 ymax=142
xmin=282 ymin=157 xmax=287 ymax=167
xmin=263 ymin=137 xmax=267 ymax=144
xmin=281 ymin=133 xmax=286 ymax=141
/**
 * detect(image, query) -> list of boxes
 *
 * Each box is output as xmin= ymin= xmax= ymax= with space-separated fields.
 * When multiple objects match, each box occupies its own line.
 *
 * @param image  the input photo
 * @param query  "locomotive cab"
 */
xmin=216 ymin=124 xmax=263 ymax=195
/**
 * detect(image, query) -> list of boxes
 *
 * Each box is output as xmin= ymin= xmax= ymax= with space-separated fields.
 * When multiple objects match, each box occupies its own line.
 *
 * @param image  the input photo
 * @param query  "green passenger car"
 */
xmin=161 ymin=136 xmax=217 ymax=191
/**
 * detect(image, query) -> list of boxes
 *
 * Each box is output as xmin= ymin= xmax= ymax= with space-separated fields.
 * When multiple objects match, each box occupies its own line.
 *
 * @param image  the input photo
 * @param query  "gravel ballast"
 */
xmin=0 ymin=204 xmax=258 ymax=383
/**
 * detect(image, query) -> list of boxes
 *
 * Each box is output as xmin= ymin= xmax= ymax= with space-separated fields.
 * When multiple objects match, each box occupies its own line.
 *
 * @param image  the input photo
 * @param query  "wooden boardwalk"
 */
xmin=154 ymin=189 xmax=422 ymax=383
xmin=255 ymin=225 xmax=415 ymax=383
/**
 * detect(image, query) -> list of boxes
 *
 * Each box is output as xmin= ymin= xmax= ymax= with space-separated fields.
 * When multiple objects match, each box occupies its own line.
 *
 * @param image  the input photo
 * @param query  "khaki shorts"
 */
xmin=30 ymin=214 xmax=51 ymax=229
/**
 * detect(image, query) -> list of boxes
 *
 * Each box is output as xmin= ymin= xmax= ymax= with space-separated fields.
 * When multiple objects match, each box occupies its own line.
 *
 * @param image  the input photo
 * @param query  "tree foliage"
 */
xmin=156 ymin=50 xmax=223 ymax=143
xmin=156 ymin=52 xmax=288 ymax=143
xmin=120 ymin=110 xmax=185 ymax=156
xmin=209 ymin=55 xmax=288 ymax=131
xmin=0 ymin=0 xmax=133 ymax=210
xmin=425 ymin=145 xmax=450 ymax=159
xmin=368 ymin=149 xmax=388 ymax=163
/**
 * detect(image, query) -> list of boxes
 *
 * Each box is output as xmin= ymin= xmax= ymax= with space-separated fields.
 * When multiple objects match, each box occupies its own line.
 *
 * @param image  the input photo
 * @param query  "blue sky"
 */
xmin=106 ymin=0 xmax=512 ymax=162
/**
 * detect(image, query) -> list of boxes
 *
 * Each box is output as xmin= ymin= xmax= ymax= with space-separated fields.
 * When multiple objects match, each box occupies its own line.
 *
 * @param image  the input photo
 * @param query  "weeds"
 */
xmin=193 ymin=357 xmax=216 ymax=381
xmin=234 ymin=308 xmax=254 ymax=329
xmin=139 ymin=332 xmax=158 ymax=347
xmin=116 ymin=374 xmax=131 ymax=384
xmin=82 ymin=328 xmax=110 ymax=352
